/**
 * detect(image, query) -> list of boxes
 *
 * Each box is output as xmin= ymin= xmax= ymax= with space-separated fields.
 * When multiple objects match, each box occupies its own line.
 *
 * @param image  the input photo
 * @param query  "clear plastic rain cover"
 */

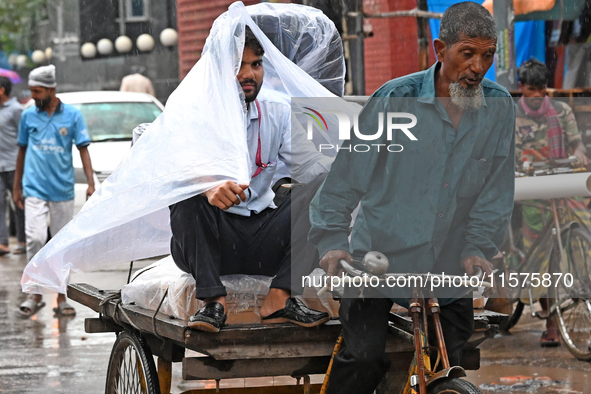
xmin=22 ymin=1 xmax=360 ymax=294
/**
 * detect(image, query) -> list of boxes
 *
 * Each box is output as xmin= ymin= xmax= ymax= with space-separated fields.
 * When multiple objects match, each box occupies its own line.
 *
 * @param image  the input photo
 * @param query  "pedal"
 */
xmin=534 ymin=310 xmax=550 ymax=319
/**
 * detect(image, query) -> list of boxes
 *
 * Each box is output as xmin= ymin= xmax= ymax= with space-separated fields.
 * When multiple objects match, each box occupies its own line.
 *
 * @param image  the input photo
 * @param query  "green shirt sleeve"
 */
xmin=561 ymin=103 xmax=582 ymax=148
xmin=309 ymin=99 xmax=384 ymax=258
xmin=461 ymin=102 xmax=516 ymax=261
xmin=514 ymin=111 xmax=523 ymax=164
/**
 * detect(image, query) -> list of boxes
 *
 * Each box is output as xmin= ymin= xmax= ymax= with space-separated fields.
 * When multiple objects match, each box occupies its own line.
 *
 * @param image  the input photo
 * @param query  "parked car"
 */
xmin=58 ymin=91 xmax=164 ymax=213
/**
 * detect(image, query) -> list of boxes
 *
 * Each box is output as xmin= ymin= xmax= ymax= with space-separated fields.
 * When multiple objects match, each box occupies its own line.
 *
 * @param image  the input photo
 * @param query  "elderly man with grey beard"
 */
xmin=309 ymin=2 xmax=516 ymax=393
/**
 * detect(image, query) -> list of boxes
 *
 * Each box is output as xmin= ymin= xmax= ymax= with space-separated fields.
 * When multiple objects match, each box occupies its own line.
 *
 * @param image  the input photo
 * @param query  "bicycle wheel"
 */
xmin=504 ymin=300 xmax=524 ymax=331
xmin=105 ymin=331 xmax=161 ymax=394
xmin=428 ymin=378 xmax=482 ymax=394
xmin=499 ymin=228 xmax=527 ymax=331
xmin=551 ymin=227 xmax=591 ymax=361
xmin=503 ymin=257 xmax=524 ymax=330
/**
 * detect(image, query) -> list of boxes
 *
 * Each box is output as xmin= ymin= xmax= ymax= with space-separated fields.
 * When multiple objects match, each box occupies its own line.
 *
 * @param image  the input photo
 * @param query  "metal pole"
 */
xmin=344 ymin=0 xmax=365 ymax=95
xmin=416 ymin=0 xmax=430 ymax=71
xmin=320 ymin=333 xmax=344 ymax=394
xmin=348 ymin=9 xmax=442 ymax=19
xmin=410 ymin=296 xmax=428 ymax=394
xmin=119 ymin=0 xmax=126 ymax=36
xmin=57 ymin=0 xmax=65 ymax=61
xmin=493 ymin=0 xmax=517 ymax=90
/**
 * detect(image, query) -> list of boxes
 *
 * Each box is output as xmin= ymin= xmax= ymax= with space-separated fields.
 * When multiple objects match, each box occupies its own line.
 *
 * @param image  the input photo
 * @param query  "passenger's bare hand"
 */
xmin=203 ymin=181 xmax=249 ymax=210
xmin=319 ymin=249 xmax=352 ymax=277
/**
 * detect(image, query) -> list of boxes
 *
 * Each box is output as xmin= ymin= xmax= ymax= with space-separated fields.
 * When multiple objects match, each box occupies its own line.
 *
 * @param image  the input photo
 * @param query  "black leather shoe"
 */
xmin=261 ymin=297 xmax=330 ymax=327
xmin=188 ymin=302 xmax=227 ymax=332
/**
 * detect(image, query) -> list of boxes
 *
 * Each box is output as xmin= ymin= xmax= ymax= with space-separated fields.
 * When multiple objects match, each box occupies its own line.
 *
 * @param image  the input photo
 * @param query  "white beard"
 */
xmin=449 ymin=82 xmax=483 ymax=112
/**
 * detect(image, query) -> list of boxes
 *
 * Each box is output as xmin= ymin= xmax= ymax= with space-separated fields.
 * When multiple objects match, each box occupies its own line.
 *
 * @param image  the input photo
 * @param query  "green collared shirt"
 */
xmin=309 ymin=63 xmax=515 ymax=277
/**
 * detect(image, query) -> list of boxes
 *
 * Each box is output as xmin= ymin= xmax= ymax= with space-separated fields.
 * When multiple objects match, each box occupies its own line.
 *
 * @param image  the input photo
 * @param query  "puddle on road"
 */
xmin=467 ymin=365 xmax=590 ymax=393
xmin=0 ymin=251 xmax=144 ymax=393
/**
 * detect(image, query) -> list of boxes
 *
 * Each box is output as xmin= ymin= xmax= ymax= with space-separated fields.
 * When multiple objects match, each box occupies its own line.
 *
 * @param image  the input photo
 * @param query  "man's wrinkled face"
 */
xmin=237 ymin=46 xmax=264 ymax=103
xmin=438 ymin=34 xmax=496 ymax=111
xmin=519 ymin=83 xmax=547 ymax=110
xmin=30 ymin=86 xmax=52 ymax=110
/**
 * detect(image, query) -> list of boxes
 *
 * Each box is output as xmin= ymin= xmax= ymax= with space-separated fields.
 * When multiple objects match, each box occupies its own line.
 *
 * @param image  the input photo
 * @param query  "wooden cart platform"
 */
xmin=68 ymin=283 xmax=506 ymax=393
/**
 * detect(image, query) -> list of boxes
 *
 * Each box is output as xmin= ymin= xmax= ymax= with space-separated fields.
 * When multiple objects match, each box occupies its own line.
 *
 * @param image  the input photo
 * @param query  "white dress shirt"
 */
xmin=227 ymin=89 xmax=332 ymax=216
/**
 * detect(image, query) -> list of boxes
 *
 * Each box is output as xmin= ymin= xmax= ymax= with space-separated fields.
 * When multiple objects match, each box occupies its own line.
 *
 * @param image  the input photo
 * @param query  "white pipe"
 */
xmin=514 ymin=173 xmax=591 ymax=201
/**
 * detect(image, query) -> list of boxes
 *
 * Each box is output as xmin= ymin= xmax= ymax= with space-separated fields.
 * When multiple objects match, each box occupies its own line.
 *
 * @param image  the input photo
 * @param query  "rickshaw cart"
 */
xmin=68 ymin=283 xmax=506 ymax=394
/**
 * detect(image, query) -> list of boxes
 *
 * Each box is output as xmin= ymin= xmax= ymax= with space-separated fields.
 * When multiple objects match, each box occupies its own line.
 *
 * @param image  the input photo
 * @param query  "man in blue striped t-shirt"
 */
xmin=14 ymin=65 xmax=95 ymax=318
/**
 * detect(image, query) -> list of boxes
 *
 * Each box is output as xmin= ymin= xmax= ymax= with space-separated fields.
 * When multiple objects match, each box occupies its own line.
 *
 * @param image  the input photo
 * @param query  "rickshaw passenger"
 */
xmin=169 ymin=27 xmax=330 ymax=333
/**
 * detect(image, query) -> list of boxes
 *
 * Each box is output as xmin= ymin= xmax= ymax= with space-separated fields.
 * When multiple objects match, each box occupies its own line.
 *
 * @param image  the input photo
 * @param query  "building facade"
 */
xmin=28 ymin=0 xmax=179 ymax=103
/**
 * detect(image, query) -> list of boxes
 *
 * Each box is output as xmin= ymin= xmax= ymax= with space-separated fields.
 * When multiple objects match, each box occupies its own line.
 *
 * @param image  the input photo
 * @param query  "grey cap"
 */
xmin=28 ymin=65 xmax=57 ymax=88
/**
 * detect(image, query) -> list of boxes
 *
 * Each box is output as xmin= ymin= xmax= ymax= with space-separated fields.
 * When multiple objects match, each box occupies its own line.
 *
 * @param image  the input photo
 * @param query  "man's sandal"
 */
xmin=13 ymin=244 xmax=26 ymax=255
xmin=18 ymin=299 xmax=46 ymax=317
xmin=0 ymin=245 xmax=10 ymax=256
xmin=540 ymin=328 xmax=561 ymax=347
xmin=53 ymin=302 xmax=76 ymax=317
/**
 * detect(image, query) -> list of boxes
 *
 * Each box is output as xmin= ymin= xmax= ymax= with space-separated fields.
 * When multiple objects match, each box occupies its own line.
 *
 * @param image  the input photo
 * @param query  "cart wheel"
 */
xmin=105 ymin=331 xmax=161 ymax=394
xmin=428 ymin=378 xmax=482 ymax=394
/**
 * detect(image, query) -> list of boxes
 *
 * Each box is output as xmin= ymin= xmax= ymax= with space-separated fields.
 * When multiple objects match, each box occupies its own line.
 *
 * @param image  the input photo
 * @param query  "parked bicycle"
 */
xmin=501 ymin=158 xmax=591 ymax=360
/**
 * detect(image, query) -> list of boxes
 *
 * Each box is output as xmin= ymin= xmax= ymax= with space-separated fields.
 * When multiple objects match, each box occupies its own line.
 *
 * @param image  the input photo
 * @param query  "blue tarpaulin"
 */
xmin=0 ymin=52 xmax=12 ymax=71
xmin=427 ymin=0 xmax=546 ymax=82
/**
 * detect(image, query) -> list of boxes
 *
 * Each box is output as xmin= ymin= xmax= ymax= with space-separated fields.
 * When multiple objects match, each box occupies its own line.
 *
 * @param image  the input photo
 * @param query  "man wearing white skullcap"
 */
xmin=28 ymin=64 xmax=58 ymax=88
xmin=14 ymin=64 xmax=96 ymax=318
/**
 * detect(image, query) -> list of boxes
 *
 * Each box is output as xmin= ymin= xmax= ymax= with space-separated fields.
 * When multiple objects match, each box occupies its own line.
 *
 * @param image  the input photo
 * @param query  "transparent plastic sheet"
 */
xmin=121 ymin=256 xmax=273 ymax=321
xmin=248 ymin=3 xmax=345 ymax=96
xmin=22 ymin=1 xmax=359 ymax=294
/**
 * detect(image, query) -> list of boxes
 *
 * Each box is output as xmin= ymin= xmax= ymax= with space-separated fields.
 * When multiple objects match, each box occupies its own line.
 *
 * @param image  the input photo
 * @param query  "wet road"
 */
xmin=468 ymin=307 xmax=591 ymax=393
xmin=0 ymin=241 xmax=129 ymax=393
xmin=1 ymin=237 xmax=590 ymax=393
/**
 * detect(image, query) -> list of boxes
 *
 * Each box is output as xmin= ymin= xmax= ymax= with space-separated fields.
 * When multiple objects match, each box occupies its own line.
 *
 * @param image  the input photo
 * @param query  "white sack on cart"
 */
xmin=22 ymin=1 xmax=359 ymax=294
xmin=121 ymin=256 xmax=273 ymax=321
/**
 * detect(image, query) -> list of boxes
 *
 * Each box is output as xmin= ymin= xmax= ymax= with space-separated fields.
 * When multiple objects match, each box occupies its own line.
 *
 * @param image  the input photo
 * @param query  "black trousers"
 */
xmin=326 ymin=296 xmax=474 ymax=394
xmin=169 ymin=176 xmax=325 ymax=299
xmin=0 ymin=170 xmax=25 ymax=245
